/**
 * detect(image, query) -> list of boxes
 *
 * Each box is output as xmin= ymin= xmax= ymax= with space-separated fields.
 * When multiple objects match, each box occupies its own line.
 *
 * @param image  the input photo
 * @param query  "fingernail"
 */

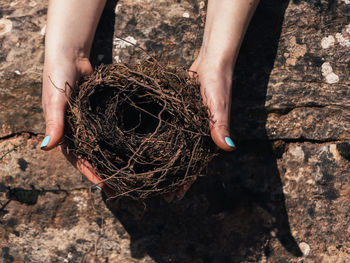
xmin=40 ymin=136 xmax=50 ymax=149
xmin=225 ymin=137 xmax=236 ymax=148
xmin=177 ymin=192 xmax=186 ymax=201
xmin=166 ymin=194 xmax=175 ymax=203
xmin=95 ymin=185 xmax=102 ymax=191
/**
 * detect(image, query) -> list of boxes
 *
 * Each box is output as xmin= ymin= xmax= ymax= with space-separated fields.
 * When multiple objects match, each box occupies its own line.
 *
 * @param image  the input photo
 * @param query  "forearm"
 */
xmin=42 ymin=0 xmax=106 ymax=144
xmin=45 ymin=0 xmax=106 ymax=63
xmin=201 ymin=0 xmax=259 ymax=67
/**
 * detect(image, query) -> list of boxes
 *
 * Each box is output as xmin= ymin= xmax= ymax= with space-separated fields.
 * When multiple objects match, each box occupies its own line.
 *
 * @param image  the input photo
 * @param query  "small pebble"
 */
xmin=29 ymin=1 xmax=37 ymax=7
xmin=335 ymin=33 xmax=350 ymax=47
xmin=321 ymin=62 xmax=339 ymax=84
xmin=40 ymin=25 xmax=46 ymax=36
xmin=321 ymin=35 xmax=335 ymax=49
xmin=0 ymin=19 xmax=13 ymax=36
xmin=299 ymin=242 xmax=310 ymax=256
xmin=325 ymin=72 xmax=339 ymax=84
xmin=321 ymin=62 xmax=333 ymax=76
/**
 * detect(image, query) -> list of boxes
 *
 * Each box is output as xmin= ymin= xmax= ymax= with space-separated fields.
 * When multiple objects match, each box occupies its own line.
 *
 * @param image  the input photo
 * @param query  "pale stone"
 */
xmin=325 ymin=72 xmax=339 ymax=84
xmin=321 ymin=35 xmax=335 ymax=49
xmin=113 ymin=36 xmax=137 ymax=49
xmin=182 ymin=12 xmax=190 ymax=18
xmin=0 ymin=18 xmax=13 ymax=36
xmin=40 ymin=25 xmax=46 ymax=36
xmin=335 ymin=32 xmax=350 ymax=47
xmin=321 ymin=62 xmax=333 ymax=76
xmin=299 ymin=242 xmax=311 ymax=256
xmin=346 ymin=24 xmax=350 ymax=35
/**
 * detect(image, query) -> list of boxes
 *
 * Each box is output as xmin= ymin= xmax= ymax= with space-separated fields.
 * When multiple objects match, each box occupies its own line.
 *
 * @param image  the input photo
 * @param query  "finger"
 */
xmin=77 ymin=158 xmax=102 ymax=186
xmin=210 ymin=122 xmax=236 ymax=152
xmin=163 ymin=192 xmax=175 ymax=203
xmin=187 ymin=69 xmax=198 ymax=79
xmin=40 ymin=59 xmax=93 ymax=151
xmin=41 ymin=94 xmax=66 ymax=150
xmin=204 ymin=89 xmax=236 ymax=152
xmin=76 ymin=58 xmax=93 ymax=76
xmin=60 ymin=144 xmax=102 ymax=184
xmin=175 ymin=177 xmax=197 ymax=200
xmin=41 ymin=64 xmax=76 ymax=150
xmin=60 ymin=145 xmax=114 ymax=196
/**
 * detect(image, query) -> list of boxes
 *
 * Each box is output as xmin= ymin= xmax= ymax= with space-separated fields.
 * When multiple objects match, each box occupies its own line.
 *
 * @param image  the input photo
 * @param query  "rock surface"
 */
xmin=1 ymin=0 xmax=350 ymax=262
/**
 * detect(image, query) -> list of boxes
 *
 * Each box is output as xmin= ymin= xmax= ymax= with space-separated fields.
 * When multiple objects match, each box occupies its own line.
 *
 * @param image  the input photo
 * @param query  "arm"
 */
xmin=41 ymin=0 xmax=108 ymax=191
xmin=168 ymin=0 xmax=260 ymax=201
xmin=41 ymin=0 xmax=106 ymax=150
xmin=190 ymin=0 xmax=259 ymax=151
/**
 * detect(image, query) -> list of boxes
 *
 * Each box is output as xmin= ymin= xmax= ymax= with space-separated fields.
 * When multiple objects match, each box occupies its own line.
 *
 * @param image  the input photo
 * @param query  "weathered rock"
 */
xmin=1 ymin=0 xmax=350 ymax=262
xmin=0 ymin=0 xmax=46 ymax=137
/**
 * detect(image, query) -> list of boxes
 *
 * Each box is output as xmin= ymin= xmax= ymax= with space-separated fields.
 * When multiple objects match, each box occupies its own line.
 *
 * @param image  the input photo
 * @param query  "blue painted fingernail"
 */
xmin=40 ymin=136 xmax=50 ymax=149
xmin=225 ymin=137 xmax=236 ymax=148
xmin=178 ymin=192 xmax=186 ymax=201
xmin=96 ymin=185 xmax=102 ymax=191
xmin=166 ymin=194 xmax=175 ymax=203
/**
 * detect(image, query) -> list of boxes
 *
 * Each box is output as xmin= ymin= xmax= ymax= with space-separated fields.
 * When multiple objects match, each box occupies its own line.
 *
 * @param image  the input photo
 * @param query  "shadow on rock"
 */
xmin=90 ymin=0 xmax=118 ymax=67
xmin=95 ymin=0 xmax=302 ymax=261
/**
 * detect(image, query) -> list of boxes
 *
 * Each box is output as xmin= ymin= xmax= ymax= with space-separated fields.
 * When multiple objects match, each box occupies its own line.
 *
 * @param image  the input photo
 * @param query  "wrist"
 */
xmin=45 ymin=44 xmax=90 ymax=64
xmin=197 ymin=45 xmax=236 ymax=72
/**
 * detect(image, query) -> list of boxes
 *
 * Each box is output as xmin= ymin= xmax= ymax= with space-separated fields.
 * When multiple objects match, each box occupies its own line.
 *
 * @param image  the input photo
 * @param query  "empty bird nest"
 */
xmin=65 ymin=60 xmax=216 ymax=199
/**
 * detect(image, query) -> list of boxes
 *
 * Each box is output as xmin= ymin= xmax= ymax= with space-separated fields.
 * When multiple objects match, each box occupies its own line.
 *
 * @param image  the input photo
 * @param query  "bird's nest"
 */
xmin=65 ymin=60 xmax=216 ymax=199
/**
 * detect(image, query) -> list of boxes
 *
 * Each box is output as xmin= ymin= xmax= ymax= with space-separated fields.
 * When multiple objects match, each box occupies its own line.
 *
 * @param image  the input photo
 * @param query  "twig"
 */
xmin=0 ymin=142 xmax=24 ymax=161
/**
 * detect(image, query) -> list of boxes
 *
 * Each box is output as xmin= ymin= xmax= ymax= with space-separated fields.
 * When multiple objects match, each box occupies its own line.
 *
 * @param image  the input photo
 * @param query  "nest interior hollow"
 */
xmin=66 ymin=60 xmax=216 ymax=199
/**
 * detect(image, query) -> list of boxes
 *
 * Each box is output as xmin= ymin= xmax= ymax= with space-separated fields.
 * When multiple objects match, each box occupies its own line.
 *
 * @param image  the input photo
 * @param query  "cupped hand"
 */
xmin=41 ymin=55 xmax=111 ymax=194
xmin=189 ymin=57 xmax=236 ymax=152
xmin=165 ymin=57 xmax=236 ymax=203
xmin=41 ymin=56 xmax=93 ymax=150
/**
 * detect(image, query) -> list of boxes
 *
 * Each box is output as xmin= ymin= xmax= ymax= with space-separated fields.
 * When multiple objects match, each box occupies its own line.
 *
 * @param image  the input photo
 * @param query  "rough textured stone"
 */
xmin=0 ymin=0 xmax=46 ymax=137
xmin=1 ymin=0 xmax=350 ymax=262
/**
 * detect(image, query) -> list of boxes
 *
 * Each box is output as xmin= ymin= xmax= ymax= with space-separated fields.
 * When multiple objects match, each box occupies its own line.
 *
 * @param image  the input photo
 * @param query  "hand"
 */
xmin=189 ymin=54 xmax=236 ymax=152
xmin=41 ymin=55 xmax=115 ymax=195
xmin=41 ymin=0 xmax=107 ymax=193
xmin=165 ymin=0 xmax=260 ymax=201
xmin=163 ymin=54 xmax=237 ymax=203
xmin=187 ymin=0 xmax=259 ymax=151
xmin=41 ymin=53 xmax=106 ymax=187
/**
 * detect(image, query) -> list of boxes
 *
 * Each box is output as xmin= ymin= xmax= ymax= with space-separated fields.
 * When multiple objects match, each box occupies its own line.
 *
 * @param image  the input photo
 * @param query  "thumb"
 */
xmin=196 ymin=67 xmax=236 ymax=152
xmin=206 ymin=92 xmax=236 ymax=152
xmin=40 ymin=61 xmax=92 ymax=150
xmin=210 ymin=115 xmax=236 ymax=152
xmin=41 ymin=95 xmax=66 ymax=150
xmin=41 ymin=61 xmax=81 ymax=151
